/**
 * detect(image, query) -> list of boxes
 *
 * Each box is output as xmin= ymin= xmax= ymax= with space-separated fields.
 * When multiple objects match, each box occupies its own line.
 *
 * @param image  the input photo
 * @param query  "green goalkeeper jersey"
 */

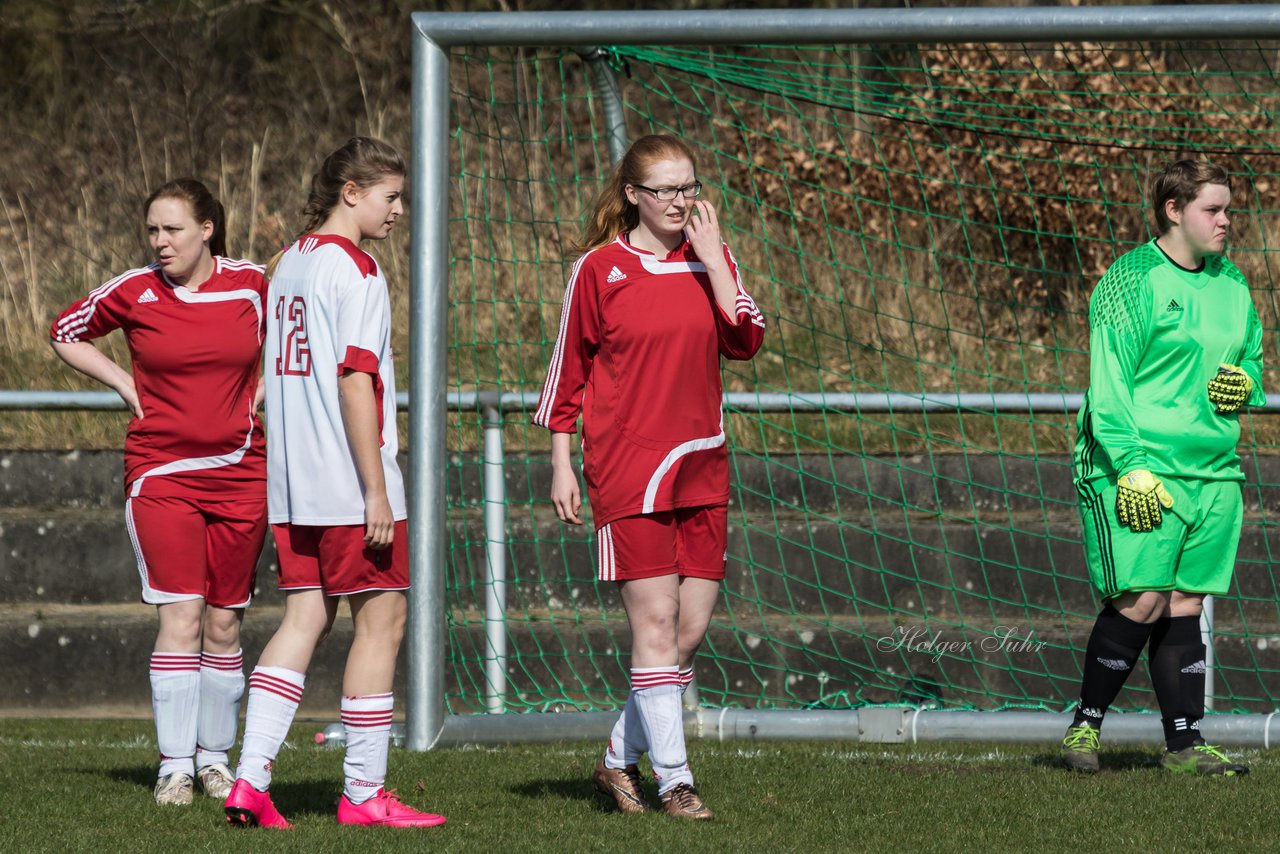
xmin=1074 ymin=239 xmax=1264 ymax=483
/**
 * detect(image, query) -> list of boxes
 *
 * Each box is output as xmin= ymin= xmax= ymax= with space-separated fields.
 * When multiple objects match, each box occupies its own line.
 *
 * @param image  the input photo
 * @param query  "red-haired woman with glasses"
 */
xmin=535 ymin=134 xmax=765 ymax=819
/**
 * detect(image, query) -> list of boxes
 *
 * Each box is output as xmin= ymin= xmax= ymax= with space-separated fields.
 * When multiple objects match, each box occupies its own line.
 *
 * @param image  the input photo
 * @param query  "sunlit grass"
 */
xmin=2 ymin=718 xmax=1276 ymax=852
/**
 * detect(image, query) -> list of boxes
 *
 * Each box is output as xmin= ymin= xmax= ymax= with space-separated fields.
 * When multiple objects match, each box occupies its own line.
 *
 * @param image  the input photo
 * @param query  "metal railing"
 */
xmin=6 ymin=386 xmax=1267 ymax=715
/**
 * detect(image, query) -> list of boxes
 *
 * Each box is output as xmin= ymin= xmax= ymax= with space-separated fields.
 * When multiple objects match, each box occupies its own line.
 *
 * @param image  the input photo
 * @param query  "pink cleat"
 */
xmin=337 ymin=788 xmax=446 ymax=828
xmin=224 ymin=778 xmax=293 ymax=830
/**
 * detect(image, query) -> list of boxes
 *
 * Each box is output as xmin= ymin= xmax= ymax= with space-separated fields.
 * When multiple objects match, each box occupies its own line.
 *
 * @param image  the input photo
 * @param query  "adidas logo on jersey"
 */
xmin=1166 ymin=299 xmax=1183 ymax=312
xmin=1181 ymin=660 xmax=1207 ymax=674
xmin=606 ymin=266 xmax=627 ymax=283
xmin=1096 ymin=657 xmax=1130 ymax=671
xmin=137 ymin=288 xmax=159 ymax=304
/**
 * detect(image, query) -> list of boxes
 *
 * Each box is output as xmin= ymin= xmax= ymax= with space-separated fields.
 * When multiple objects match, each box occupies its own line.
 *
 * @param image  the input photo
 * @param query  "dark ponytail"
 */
xmin=144 ymin=178 xmax=227 ymax=257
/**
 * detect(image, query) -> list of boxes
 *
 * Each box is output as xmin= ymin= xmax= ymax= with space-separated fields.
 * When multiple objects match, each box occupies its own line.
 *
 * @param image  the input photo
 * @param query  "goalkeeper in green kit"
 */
xmin=1062 ymin=160 xmax=1264 ymax=776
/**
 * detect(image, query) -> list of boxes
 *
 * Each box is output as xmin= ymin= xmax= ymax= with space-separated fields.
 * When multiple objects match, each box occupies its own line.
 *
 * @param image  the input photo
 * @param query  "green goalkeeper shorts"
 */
xmin=1076 ymin=475 xmax=1244 ymax=601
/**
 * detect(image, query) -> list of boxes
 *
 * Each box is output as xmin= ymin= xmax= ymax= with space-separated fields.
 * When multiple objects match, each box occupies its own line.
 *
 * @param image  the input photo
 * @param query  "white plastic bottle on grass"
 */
xmin=314 ymin=722 xmax=406 ymax=748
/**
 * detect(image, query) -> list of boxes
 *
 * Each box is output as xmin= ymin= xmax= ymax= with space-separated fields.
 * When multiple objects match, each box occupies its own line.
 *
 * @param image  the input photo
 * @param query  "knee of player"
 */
xmin=676 ymin=629 xmax=706 ymax=663
xmin=282 ymin=601 xmax=339 ymax=646
xmin=634 ymin=621 xmax=680 ymax=662
xmin=1169 ymin=591 xmax=1205 ymax=618
xmin=281 ymin=594 xmax=337 ymax=640
xmin=201 ymin=612 xmax=243 ymax=651
xmin=1113 ymin=590 xmax=1169 ymax=624
xmin=156 ymin=600 xmax=206 ymax=648
xmin=647 ymin=608 xmax=682 ymax=642
xmin=353 ymin=611 xmax=407 ymax=649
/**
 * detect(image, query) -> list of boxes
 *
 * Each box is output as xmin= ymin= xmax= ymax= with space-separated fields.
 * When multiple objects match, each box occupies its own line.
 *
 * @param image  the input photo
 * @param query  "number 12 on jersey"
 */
xmin=274 ymin=296 xmax=312 ymax=376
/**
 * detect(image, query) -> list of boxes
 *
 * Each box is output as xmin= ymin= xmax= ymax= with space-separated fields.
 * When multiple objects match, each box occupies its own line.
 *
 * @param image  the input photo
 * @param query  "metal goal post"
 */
xmin=407 ymin=6 xmax=1280 ymax=750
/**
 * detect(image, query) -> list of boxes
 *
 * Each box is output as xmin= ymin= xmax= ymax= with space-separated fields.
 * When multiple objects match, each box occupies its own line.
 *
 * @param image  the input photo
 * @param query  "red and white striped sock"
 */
xmin=341 ymin=693 xmax=394 ymax=805
xmin=196 ymin=649 xmax=244 ymax=769
xmin=235 ymin=666 xmax=305 ymax=792
xmin=607 ymin=665 xmax=695 ymax=767
xmin=151 ymin=652 xmax=201 ymax=778
xmin=678 ymin=666 xmax=695 ymax=694
xmin=631 ymin=666 xmax=693 ymax=793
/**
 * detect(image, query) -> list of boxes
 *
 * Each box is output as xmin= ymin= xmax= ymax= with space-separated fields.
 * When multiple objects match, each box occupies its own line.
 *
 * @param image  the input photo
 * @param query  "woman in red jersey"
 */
xmin=224 ymin=137 xmax=444 ymax=831
xmin=535 ymin=134 xmax=766 ymax=819
xmin=50 ymin=179 xmax=268 ymax=806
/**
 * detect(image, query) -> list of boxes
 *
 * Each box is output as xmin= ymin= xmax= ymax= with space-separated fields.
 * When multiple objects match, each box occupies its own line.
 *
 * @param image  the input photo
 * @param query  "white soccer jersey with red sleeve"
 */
xmin=264 ymin=234 xmax=405 ymax=525
xmin=534 ymin=233 xmax=765 ymax=528
xmin=50 ymin=258 xmax=268 ymax=498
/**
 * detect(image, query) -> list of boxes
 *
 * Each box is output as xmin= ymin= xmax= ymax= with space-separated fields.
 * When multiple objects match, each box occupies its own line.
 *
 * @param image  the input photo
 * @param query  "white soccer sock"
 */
xmin=604 ymin=666 xmax=696 ymax=768
xmin=235 ymin=666 xmax=305 ymax=792
xmin=604 ymin=692 xmax=647 ymax=769
xmin=342 ymin=693 xmax=394 ymax=805
xmin=631 ymin=667 xmax=693 ymax=793
xmin=196 ymin=650 xmax=244 ymax=769
xmin=150 ymin=652 xmax=201 ymax=779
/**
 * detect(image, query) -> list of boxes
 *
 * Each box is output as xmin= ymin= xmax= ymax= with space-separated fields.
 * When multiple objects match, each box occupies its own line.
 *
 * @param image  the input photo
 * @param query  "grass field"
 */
xmin=3 ymin=718 xmax=1276 ymax=852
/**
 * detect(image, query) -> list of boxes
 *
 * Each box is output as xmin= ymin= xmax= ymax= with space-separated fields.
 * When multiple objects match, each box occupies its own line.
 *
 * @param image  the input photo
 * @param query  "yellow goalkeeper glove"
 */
xmin=1115 ymin=469 xmax=1174 ymax=533
xmin=1207 ymin=363 xmax=1253 ymax=415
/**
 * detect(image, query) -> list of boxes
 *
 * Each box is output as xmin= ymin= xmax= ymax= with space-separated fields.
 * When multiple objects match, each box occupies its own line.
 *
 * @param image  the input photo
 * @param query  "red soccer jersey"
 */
xmin=534 ymin=233 xmax=765 ymax=528
xmin=51 ymin=258 xmax=268 ymax=499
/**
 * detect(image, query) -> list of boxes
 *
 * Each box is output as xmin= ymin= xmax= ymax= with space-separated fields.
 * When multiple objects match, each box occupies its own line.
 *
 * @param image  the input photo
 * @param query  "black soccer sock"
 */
xmin=1072 ymin=605 xmax=1157 ymax=729
xmin=1148 ymin=615 xmax=1206 ymax=752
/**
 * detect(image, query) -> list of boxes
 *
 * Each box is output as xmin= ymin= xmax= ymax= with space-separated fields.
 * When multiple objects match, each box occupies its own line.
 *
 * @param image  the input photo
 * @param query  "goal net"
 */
xmin=442 ymin=39 xmax=1280 ymax=717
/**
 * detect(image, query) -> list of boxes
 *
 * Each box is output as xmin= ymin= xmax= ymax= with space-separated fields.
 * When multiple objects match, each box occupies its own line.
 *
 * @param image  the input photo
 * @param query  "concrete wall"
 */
xmin=4 ymin=449 xmax=1279 ymax=716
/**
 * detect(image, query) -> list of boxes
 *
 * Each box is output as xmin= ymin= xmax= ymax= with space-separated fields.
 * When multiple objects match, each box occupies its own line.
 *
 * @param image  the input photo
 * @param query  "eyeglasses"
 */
xmin=632 ymin=182 xmax=702 ymax=202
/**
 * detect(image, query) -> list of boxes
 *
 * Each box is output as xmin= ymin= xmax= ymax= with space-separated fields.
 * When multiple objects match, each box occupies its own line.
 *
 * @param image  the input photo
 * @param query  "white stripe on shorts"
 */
xmin=125 ymin=497 xmax=201 ymax=605
xmin=597 ymin=523 xmax=615 ymax=582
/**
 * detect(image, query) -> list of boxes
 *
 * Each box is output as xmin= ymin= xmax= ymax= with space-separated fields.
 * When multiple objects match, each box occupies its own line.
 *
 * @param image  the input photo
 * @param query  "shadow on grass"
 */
xmin=509 ymin=775 xmax=630 ymax=812
xmin=1028 ymin=749 xmax=1160 ymax=772
xmin=509 ymin=776 xmax=596 ymax=802
xmin=104 ymin=764 xmax=155 ymax=792
xmin=265 ymin=779 xmax=344 ymax=819
xmin=98 ymin=765 xmax=341 ymax=817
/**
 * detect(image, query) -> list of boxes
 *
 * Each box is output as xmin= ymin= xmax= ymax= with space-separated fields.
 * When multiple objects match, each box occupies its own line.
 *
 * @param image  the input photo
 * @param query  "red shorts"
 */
xmin=126 ymin=494 xmax=267 ymax=608
xmin=273 ymin=520 xmax=410 ymax=596
xmin=596 ymin=505 xmax=727 ymax=582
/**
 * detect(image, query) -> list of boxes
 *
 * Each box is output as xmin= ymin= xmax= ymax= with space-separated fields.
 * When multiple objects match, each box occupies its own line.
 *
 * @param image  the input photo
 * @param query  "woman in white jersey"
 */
xmin=51 ymin=179 xmax=269 ymax=806
xmin=224 ymin=137 xmax=444 ymax=830
xmin=535 ymin=134 xmax=765 ymax=819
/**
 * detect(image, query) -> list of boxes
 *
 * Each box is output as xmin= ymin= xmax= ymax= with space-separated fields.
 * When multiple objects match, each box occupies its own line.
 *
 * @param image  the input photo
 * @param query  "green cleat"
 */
xmin=1161 ymin=743 xmax=1249 ymax=777
xmin=1061 ymin=724 xmax=1101 ymax=773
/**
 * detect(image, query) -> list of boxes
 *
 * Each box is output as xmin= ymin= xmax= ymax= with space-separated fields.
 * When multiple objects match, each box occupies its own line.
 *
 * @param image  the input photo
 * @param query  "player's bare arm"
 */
xmin=51 ymin=340 xmax=144 ymax=418
xmin=685 ymin=200 xmax=739 ymax=322
xmin=337 ymin=370 xmax=394 ymax=549
xmin=550 ymin=431 xmax=583 ymax=525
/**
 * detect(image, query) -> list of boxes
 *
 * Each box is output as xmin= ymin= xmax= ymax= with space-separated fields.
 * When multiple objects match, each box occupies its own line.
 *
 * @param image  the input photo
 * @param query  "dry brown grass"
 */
xmin=0 ymin=0 xmax=419 ymax=446
xmin=5 ymin=10 xmax=1280 ymax=457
